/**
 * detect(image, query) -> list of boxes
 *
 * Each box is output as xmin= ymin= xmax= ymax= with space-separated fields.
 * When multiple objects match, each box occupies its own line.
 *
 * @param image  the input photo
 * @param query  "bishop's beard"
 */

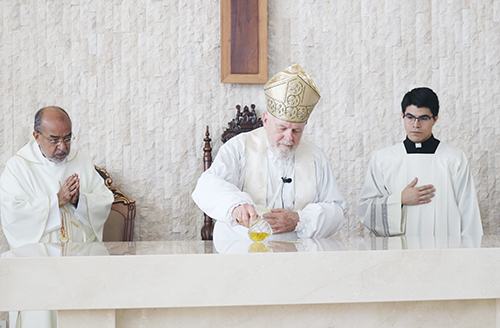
xmin=269 ymin=141 xmax=296 ymax=160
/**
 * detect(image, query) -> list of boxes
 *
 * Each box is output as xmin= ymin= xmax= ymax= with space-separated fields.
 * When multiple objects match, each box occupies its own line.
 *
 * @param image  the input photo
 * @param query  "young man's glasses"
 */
xmin=403 ymin=114 xmax=434 ymax=123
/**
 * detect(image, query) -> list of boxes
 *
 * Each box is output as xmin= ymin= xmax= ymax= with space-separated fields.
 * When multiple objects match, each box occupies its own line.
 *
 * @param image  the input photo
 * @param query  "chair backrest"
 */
xmin=95 ymin=165 xmax=137 ymax=242
xmin=201 ymin=104 xmax=263 ymax=240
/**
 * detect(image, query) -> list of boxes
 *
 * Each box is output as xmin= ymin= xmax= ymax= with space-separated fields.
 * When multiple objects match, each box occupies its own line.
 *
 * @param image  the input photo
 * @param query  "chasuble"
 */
xmin=0 ymin=139 xmax=114 ymax=249
xmin=192 ymin=128 xmax=346 ymax=240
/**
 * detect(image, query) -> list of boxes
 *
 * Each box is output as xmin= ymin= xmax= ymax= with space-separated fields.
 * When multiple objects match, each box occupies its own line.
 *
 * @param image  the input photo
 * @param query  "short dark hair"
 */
xmin=34 ymin=106 xmax=71 ymax=133
xmin=401 ymin=87 xmax=439 ymax=117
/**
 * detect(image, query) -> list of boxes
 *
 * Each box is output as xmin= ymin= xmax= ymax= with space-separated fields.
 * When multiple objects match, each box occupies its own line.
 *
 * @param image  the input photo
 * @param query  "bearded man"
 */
xmin=192 ymin=64 xmax=346 ymax=240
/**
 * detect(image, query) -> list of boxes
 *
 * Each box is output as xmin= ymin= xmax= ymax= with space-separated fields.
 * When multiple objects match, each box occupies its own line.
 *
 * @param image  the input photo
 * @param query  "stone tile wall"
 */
xmin=1 ymin=0 xmax=499 ymax=253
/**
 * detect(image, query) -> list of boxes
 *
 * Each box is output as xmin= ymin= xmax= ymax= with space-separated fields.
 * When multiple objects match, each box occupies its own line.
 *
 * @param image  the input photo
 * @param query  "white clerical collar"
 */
xmin=32 ymin=141 xmax=67 ymax=167
xmin=415 ymin=143 xmax=422 ymax=148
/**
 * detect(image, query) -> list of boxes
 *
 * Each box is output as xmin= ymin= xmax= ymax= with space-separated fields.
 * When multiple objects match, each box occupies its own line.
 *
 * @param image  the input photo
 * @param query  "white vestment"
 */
xmin=358 ymin=142 xmax=483 ymax=237
xmin=192 ymin=128 xmax=346 ymax=240
xmin=1 ymin=139 xmax=114 ymax=249
xmin=0 ymin=139 xmax=113 ymax=328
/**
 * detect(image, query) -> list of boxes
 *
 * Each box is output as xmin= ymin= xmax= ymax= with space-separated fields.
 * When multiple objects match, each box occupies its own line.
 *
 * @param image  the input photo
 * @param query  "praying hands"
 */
xmin=57 ymin=173 xmax=80 ymax=207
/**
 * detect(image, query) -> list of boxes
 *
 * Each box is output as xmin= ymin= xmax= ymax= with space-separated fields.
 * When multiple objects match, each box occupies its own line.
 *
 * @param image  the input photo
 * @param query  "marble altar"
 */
xmin=1 ymin=236 xmax=499 ymax=327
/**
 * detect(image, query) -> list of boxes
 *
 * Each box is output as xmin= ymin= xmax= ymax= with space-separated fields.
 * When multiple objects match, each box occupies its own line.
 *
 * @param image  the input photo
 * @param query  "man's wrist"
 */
xmin=57 ymin=193 xmax=65 ymax=207
xmin=71 ymin=194 xmax=80 ymax=207
xmin=292 ymin=211 xmax=302 ymax=232
xmin=229 ymin=202 xmax=253 ymax=219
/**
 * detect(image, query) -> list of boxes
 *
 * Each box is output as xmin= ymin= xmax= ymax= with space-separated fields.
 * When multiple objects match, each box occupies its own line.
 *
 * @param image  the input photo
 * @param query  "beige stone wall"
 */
xmin=1 ymin=0 xmax=499 ymax=252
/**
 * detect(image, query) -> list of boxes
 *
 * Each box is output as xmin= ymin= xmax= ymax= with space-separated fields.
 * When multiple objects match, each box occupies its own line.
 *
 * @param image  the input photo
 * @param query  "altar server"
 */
xmin=192 ymin=64 xmax=346 ymax=240
xmin=358 ymin=87 xmax=482 ymax=237
xmin=1 ymin=106 xmax=114 ymax=249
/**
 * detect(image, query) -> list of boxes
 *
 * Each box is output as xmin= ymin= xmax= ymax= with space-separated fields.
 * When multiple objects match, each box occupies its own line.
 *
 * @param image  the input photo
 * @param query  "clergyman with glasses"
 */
xmin=192 ymin=64 xmax=346 ymax=242
xmin=358 ymin=87 xmax=483 ymax=237
xmin=0 ymin=106 xmax=114 ymax=251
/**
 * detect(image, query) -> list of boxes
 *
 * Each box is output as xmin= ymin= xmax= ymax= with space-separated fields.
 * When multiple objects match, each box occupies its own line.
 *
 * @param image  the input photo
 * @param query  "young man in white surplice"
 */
xmin=358 ymin=87 xmax=483 ymax=237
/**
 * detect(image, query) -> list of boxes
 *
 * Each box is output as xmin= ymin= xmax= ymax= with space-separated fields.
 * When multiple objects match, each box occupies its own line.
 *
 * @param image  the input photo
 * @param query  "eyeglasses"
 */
xmin=37 ymin=132 xmax=75 ymax=146
xmin=403 ymin=114 xmax=434 ymax=123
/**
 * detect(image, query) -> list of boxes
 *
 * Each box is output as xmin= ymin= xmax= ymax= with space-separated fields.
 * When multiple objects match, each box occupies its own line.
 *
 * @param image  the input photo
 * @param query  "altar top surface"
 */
xmin=2 ymin=235 xmax=499 ymax=258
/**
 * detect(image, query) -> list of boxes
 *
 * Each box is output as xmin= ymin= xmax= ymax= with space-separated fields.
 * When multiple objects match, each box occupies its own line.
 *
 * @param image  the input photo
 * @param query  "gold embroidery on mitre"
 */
xmin=264 ymin=64 xmax=321 ymax=123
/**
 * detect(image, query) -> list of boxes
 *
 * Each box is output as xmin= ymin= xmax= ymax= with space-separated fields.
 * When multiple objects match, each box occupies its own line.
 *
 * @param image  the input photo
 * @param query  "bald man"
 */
xmin=1 ymin=106 xmax=114 ymax=328
xmin=0 ymin=106 xmax=114 ymax=249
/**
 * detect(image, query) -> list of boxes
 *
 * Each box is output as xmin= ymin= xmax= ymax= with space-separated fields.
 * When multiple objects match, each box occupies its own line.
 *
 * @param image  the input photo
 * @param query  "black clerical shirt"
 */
xmin=403 ymin=135 xmax=440 ymax=154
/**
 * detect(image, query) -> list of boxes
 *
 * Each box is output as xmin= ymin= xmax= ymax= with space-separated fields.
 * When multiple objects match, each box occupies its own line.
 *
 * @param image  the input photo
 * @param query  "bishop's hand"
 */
xmin=263 ymin=209 xmax=300 ymax=234
xmin=401 ymin=177 xmax=435 ymax=206
xmin=231 ymin=204 xmax=258 ymax=228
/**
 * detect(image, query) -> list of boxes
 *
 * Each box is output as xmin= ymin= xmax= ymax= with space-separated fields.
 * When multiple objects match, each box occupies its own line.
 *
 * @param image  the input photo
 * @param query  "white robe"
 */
xmin=1 ymin=139 xmax=114 ymax=249
xmin=0 ymin=139 xmax=114 ymax=328
xmin=192 ymin=128 xmax=346 ymax=240
xmin=358 ymin=142 xmax=483 ymax=237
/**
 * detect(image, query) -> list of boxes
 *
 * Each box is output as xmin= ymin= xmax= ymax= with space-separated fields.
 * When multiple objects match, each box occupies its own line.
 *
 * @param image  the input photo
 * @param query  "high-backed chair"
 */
xmin=201 ymin=104 xmax=263 ymax=240
xmin=95 ymin=166 xmax=136 ymax=242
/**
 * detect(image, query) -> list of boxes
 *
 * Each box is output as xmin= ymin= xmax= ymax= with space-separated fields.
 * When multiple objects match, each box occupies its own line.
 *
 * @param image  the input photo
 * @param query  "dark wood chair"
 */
xmin=95 ymin=166 xmax=136 ymax=242
xmin=201 ymin=104 xmax=263 ymax=240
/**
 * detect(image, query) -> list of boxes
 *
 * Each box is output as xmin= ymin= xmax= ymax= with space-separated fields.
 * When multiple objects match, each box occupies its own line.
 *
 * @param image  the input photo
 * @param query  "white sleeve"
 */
xmin=357 ymin=156 xmax=405 ymax=236
xmin=0 ymin=161 xmax=56 ymax=248
xmin=192 ymin=135 xmax=255 ymax=224
xmin=72 ymin=194 xmax=91 ymax=228
xmin=43 ymin=195 xmax=62 ymax=234
xmin=454 ymin=154 xmax=483 ymax=235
